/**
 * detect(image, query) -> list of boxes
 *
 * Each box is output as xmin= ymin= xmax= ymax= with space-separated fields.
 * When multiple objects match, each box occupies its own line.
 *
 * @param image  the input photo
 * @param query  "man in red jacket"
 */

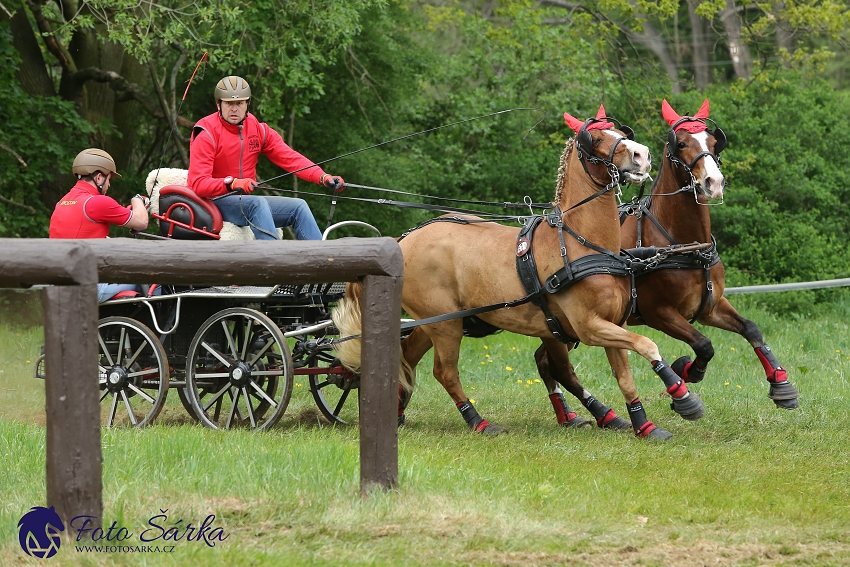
xmin=50 ymin=148 xmax=152 ymax=302
xmin=187 ymin=75 xmax=344 ymax=240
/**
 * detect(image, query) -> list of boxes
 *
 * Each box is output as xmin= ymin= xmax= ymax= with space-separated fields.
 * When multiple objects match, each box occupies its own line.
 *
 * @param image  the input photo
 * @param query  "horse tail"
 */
xmin=332 ymin=282 xmax=414 ymax=392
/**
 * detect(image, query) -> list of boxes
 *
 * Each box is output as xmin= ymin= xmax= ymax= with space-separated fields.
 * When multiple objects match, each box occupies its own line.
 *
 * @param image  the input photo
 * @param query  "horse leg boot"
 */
xmin=700 ymin=297 xmax=800 ymax=409
xmin=398 ymin=327 xmax=434 ymax=426
xmin=534 ymin=341 xmax=629 ymax=430
xmin=533 ymin=342 xmax=590 ymax=428
xmin=605 ymin=346 xmax=672 ymax=440
xmin=639 ymin=306 xmax=714 ymax=384
xmin=430 ymin=327 xmax=507 ymax=435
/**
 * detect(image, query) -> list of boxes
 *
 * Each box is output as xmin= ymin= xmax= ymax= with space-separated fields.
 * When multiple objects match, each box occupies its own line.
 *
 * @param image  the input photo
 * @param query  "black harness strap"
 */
xmin=515 ymin=216 xmax=576 ymax=343
xmin=619 ymin=196 xmax=721 ymax=323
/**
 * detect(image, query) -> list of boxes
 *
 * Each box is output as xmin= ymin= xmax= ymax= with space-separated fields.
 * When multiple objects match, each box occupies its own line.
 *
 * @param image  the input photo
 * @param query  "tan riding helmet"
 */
xmin=72 ymin=148 xmax=121 ymax=178
xmin=215 ymin=76 xmax=251 ymax=102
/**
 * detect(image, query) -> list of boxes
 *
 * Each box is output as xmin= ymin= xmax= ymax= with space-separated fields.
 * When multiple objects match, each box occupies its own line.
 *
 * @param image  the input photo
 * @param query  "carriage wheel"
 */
xmin=97 ymin=317 xmax=169 ymax=428
xmin=307 ymin=361 xmax=360 ymax=425
xmin=185 ymin=308 xmax=293 ymax=430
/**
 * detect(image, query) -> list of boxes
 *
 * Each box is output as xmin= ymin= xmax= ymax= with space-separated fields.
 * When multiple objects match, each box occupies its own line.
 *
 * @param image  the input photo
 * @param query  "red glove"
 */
xmin=321 ymin=174 xmax=345 ymax=191
xmin=231 ymin=178 xmax=257 ymax=194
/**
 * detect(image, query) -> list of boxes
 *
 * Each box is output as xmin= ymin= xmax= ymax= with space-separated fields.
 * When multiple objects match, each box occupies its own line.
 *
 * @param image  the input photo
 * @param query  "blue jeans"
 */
xmin=213 ymin=195 xmax=322 ymax=240
xmin=97 ymin=284 xmax=162 ymax=303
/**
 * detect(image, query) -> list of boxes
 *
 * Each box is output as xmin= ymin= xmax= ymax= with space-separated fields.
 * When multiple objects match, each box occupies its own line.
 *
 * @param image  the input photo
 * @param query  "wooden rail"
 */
xmin=0 ymin=238 xmax=403 ymax=522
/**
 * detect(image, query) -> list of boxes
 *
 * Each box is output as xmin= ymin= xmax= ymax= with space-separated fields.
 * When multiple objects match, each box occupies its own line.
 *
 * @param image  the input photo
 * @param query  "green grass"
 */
xmin=1 ymin=293 xmax=850 ymax=566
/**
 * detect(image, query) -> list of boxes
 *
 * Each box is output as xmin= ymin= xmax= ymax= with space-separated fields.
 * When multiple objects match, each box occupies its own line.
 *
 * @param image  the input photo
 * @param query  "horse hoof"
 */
xmin=600 ymin=416 xmax=632 ymax=431
xmin=768 ymin=381 xmax=800 ymax=410
xmin=479 ymin=423 xmax=508 ymax=436
xmin=562 ymin=415 xmax=592 ymax=428
xmin=671 ymin=355 xmax=705 ymax=383
xmin=645 ymin=426 xmax=673 ymax=441
xmin=670 ymin=391 xmax=705 ymax=421
xmin=773 ymin=397 xmax=800 ymax=410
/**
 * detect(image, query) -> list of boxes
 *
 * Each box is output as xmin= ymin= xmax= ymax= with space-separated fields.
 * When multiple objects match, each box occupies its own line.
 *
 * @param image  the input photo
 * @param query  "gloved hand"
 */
xmin=321 ymin=174 xmax=345 ymax=191
xmin=231 ymin=178 xmax=257 ymax=194
xmin=133 ymin=194 xmax=151 ymax=211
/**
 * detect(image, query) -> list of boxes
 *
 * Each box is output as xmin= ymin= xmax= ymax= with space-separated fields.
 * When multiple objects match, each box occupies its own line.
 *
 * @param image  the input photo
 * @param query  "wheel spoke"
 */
xmin=221 ymin=320 xmax=239 ymax=360
xmin=127 ymin=382 xmax=156 ymax=404
xmin=334 ymin=385 xmax=352 ymax=416
xmin=193 ymin=372 xmax=230 ymax=379
xmin=116 ymin=327 xmax=126 ymax=366
xmin=225 ymin=387 xmax=240 ymax=429
xmin=312 ymin=378 xmax=332 ymax=389
xmin=249 ymin=379 xmax=278 ymax=408
xmin=240 ymin=319 xmax=254 ymax=361
xmin=98 ymin=335 xmax=114 ymax=366
xmin=201 ymin=341 xmax=232 ymax=367
xmin=127 ymin=367 xmax=160 ymax=378
xmin=121 ymin=390 xmax=138 ymax=426
xmin=250 ymin=369 xmax=285 ymax=376
xmin=202 ymin=382 xmax=232 ymax=412
xmin=108 ymin=393 xmax=119 ymax=427
xmin=123 ymin=341 xmax=148 ymax=369
xmin=100 ymin=388 xmax=109 ymax=402
xmin=242 ymin=387 xmax=256 ymax=428
xmin=247 ymin=339 xmax=275 ymax=366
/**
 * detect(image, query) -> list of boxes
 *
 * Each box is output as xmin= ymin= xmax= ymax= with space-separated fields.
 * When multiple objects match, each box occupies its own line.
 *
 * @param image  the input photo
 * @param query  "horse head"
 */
xmin=662 ymin=99 xmax=726 ymax=201
xmin=564 ymin=104 xmax=651 ymax=183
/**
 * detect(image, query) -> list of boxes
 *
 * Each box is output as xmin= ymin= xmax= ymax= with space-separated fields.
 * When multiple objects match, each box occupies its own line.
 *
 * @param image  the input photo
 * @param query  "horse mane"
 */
xmin=553 ymin=137 xmax=575 ymax=205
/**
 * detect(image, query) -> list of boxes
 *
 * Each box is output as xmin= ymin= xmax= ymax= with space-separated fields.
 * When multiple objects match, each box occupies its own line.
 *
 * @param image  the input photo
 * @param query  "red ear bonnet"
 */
xmin=564 ymin=103 xmax=614 ymax=134
xmin=662 ymin=98 xmax=708 ymax=134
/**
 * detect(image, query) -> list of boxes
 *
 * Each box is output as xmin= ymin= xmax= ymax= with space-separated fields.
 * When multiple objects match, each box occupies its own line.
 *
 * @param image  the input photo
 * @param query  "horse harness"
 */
xmin=619 ymin=195 xmax=721 ymax=323
xmin=514 ymin=208 xmax=635 ymax=343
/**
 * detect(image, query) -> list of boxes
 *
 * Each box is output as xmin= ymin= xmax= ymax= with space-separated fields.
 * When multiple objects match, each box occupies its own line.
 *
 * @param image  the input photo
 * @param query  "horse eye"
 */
xmin=592 ymin=138 xmax=602 ymax=147
xmin=677 ymin=141 xmax=686 ymax=149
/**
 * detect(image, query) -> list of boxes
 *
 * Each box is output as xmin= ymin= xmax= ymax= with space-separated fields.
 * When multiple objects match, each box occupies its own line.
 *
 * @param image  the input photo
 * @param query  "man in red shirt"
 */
xmin=187 ymin=75 xmax=344 ymax=240
xmin=50 ymin=148 xmax=151 ymax=302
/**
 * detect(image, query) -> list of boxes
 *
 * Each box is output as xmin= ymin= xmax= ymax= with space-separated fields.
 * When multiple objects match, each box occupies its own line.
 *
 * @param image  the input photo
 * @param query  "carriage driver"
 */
xmin=187 ymin=75 xmax=345 ymax=240
xmin=49 ymin=148 xmax=157 ymax=302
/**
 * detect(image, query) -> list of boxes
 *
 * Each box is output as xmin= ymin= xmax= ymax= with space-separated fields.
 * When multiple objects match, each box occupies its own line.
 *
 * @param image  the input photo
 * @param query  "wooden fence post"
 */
xmin=359 ymin=274 xmax=403 ymax=495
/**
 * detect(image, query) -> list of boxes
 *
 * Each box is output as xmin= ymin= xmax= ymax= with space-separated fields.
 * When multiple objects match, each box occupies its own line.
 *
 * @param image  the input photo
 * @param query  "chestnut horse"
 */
xmin=535 ymin=99 xmax=800 ymax=424
xmin=334 ymin=105 xmax=704 ymax=439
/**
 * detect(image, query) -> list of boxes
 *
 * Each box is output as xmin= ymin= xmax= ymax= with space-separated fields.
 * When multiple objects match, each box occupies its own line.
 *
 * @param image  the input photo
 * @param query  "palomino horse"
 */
xmin=535 ymin=99 xmax=800 ymax=424
xmin=333 ymin=105 xmax=705 ymax=439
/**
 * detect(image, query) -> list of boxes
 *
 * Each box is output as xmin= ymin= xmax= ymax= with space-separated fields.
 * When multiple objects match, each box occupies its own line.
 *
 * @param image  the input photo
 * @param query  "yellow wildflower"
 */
xmin=470 ymin=399 xmax=475 ymax=404
xmin=737 ymin=385 xmax=742 ymax=389
xmin=534 ymin=379 xmax=541 ymax=383
xmin=724 ymin=381 xmax=730 ymax=386
xmin=506 ymin=366 xmax=513 ymax=371
xmin=484 ymin=345 xmax=489 ymax=350
xmin=517 ymin=379 xmax=523 ymax=383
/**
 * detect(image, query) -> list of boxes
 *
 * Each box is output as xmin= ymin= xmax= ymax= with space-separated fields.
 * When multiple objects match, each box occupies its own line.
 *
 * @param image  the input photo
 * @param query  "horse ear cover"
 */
xmin=620 ymin=125 xmax=635 ymax=141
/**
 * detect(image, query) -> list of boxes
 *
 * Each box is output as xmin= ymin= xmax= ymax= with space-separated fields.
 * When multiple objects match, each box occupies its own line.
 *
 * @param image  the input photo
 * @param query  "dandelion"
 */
xmin=724 ymin=381 xmax=730 ymax=386
xmin=517 ymin=379 xmax=523 ymax=384
xmin=800 ymin=344 xmax=804 ymax=348
xmin=511 ymin=346 xmax=516 ymax=351
xmin=488 ymin=359 xmax=493 ymax=363
xmin=470 ymin=399 xmax=475 ymax=404
xmin=730 ymin=347 xmax=736 ymax=351
xmin=484 ymin=345 xmax=489 ymax=350
xmin=506 ymin=366 xmax=513 ymax=371
xmin=534 ymin=379 xmax=541 ymax=383
xmin=295 ymin=383 xmax=302 ymax=387
xmin=26 ymin=360 xmax=31 ymax=364
xmin=485 ymin=354 xmax=490 ymax=358
xmin=837 ymin=350 xmax=841 ymax=354
xmin=737 ymin=385 xmax=742 ymax=389
xmin=471 ymin=387 xmax=475 ymax=390
xmin=480 ymin=361 xmax=486 ymax=365
xmin=527 ymin=380 xmax=533 ymax=385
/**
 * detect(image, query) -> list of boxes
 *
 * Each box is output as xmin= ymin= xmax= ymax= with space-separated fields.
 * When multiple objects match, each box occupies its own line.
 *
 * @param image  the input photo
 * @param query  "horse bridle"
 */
xmin=662 ymin=116 xmax=727 ymax=205
xmin=571 ymin=116 xmax=639 ymax=209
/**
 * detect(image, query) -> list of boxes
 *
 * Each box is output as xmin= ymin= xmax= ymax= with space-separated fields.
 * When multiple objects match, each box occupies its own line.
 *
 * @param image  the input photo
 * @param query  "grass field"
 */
xmin=1 ymin=290 xmax=849 ymax=566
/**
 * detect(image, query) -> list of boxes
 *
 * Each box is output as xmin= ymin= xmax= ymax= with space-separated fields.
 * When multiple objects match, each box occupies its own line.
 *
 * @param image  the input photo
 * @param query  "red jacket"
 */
xmin=49 ymin=181 xmax=132 ymax=238
xmin=187 ymin=112 xmax=327 ymax=198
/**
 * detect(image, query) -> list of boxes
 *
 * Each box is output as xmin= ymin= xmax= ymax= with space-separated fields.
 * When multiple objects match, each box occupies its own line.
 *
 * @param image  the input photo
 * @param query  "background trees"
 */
xmin=1 ymin=0 xmax=848 ymax=298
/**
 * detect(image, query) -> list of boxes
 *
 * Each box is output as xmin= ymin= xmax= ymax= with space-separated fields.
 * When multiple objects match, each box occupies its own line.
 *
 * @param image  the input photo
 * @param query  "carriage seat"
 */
xmin=145 ymin=168 xmax=283 ymax=240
